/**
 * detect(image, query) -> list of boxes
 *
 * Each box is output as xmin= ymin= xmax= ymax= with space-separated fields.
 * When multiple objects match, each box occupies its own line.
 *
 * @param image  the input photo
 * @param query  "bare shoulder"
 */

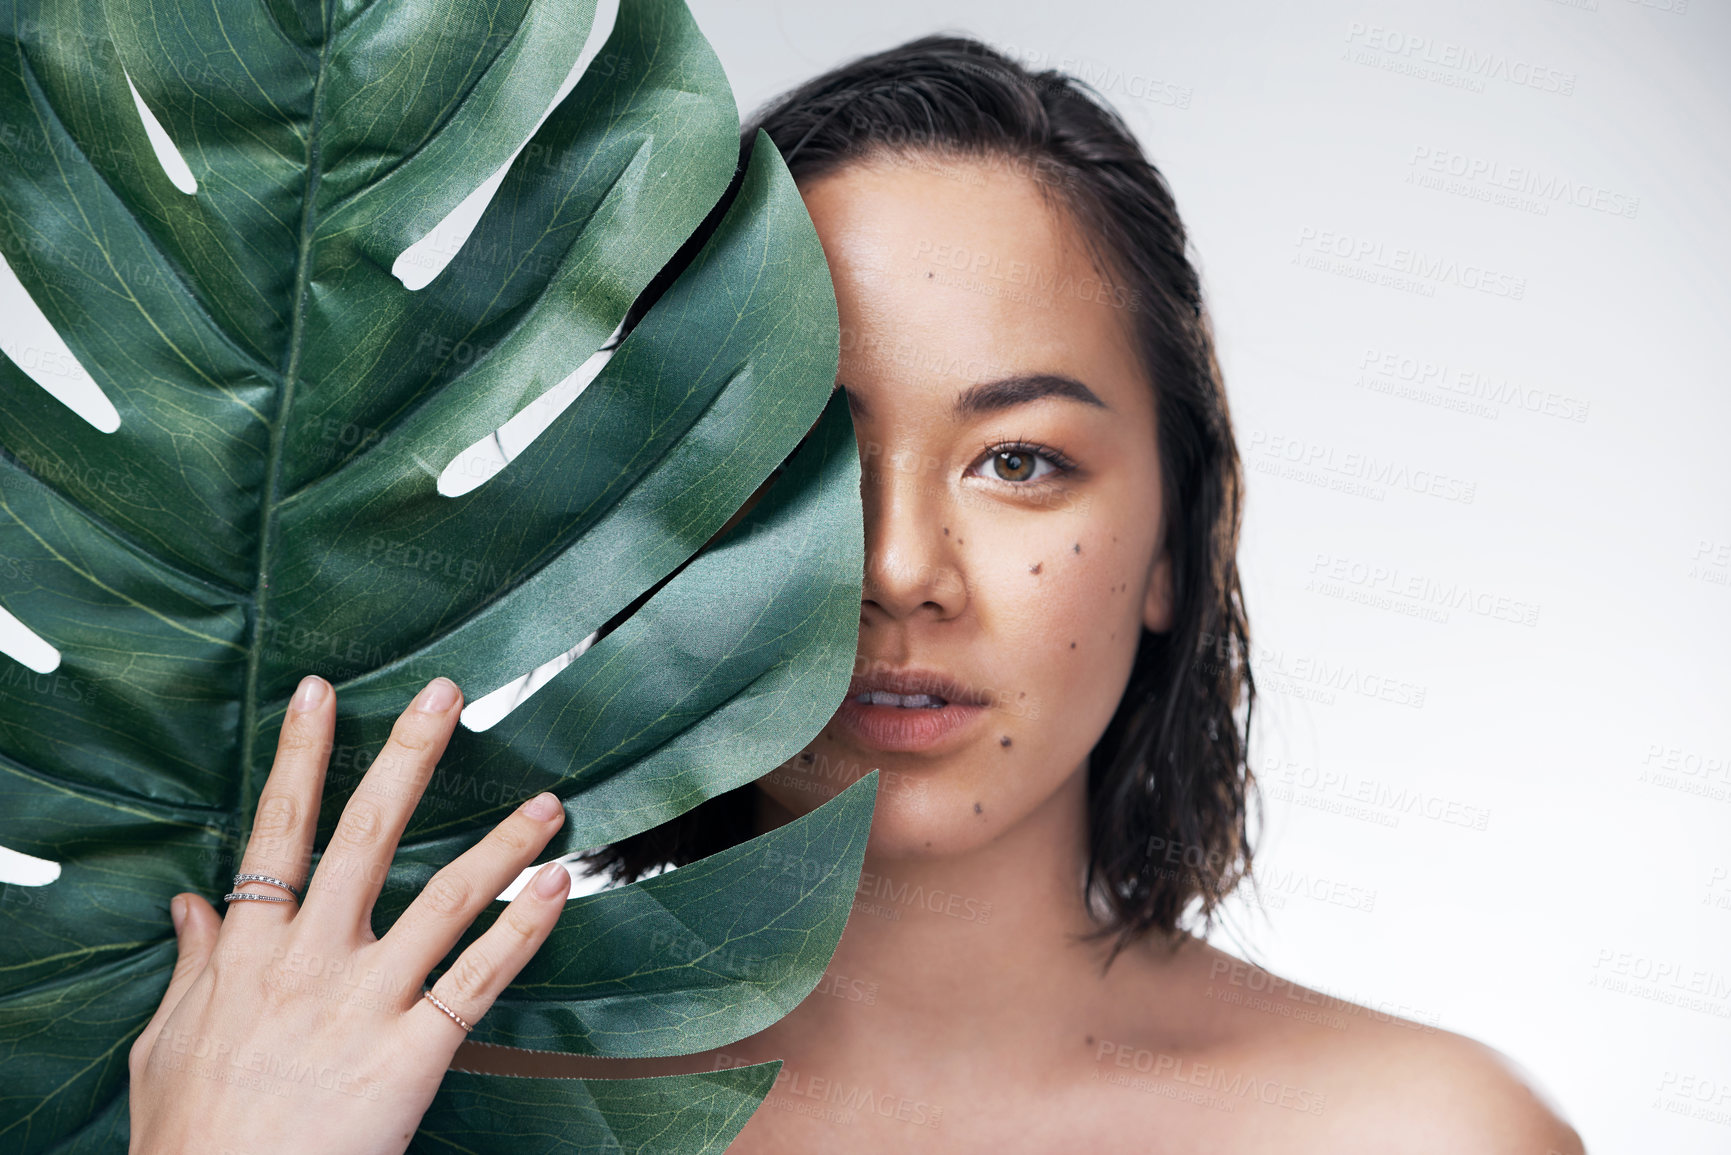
xmin=1312 ymin=1013 xmax=1586 ymax=1155
xmin=1110 ymin=938 xmax=1586 ymax=1154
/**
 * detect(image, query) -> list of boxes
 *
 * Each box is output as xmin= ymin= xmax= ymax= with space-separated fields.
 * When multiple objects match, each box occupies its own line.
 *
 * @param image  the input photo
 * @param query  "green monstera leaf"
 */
xmin=0 ymin=0 xmax=873 ymax=1149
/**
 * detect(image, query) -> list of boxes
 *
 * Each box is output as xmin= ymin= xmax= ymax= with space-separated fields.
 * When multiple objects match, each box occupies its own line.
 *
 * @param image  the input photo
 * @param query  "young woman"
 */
xmin=127 ymin=36 xmax=1584 ymax=1155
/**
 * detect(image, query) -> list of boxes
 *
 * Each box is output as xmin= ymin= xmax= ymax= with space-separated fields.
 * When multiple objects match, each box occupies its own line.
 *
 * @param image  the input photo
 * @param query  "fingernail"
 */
xmin=170 ymin=895 xmax=185 ymax=932
xmin=523 ymin=792 xmax=560 ymax=821
xmin=414 ymin=677 xmax=459 ymax=714
xmin=292 ymin=675 xmax=327 ymax=712
xmin=532 ymin=862 xmax=570 ymax=900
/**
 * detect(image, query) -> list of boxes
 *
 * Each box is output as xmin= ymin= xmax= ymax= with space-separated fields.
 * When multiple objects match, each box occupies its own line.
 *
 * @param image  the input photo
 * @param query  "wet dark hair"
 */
xmin=581 ymin=34 xmax=1257 ymax=959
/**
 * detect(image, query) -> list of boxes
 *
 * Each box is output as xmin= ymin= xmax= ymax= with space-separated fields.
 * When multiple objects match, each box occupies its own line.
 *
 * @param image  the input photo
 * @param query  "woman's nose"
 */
xmin=858 ymin=443 xmax=968 ymax=622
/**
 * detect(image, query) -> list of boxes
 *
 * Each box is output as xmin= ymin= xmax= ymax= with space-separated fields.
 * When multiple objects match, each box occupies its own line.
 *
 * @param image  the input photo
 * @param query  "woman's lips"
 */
xmin=832 ymin=694 xmax=986 ymax=751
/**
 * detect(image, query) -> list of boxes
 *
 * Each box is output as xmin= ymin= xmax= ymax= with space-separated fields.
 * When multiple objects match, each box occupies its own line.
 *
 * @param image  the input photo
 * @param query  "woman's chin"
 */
xmin=759 ymin=749 xmax=1065 ymax=864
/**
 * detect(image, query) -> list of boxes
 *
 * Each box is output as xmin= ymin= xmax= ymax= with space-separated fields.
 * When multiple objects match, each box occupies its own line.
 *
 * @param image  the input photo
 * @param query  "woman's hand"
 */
xmin=127 ymin=674 xmax=572 ymax=1155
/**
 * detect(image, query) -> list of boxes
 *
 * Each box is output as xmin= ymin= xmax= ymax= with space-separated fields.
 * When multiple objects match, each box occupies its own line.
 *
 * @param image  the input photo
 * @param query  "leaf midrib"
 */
xmin=235 ymin=9 xmax=333 ymax=823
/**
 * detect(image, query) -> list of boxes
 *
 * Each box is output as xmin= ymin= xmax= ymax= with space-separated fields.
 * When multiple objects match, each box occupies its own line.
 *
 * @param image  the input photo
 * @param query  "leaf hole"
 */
xmin=457 ymin=478 xmax=727 ymax=731
xmin=125 ymin=69 xmax=196 ymax=194
xmin=492 ymin=849 xmax=619 ymax=903
xmin=0 ymin=252 xmax=121 ymax=432
xmin=436 ymin=328 xmax=617 ymax=497
xmin=0 ymin=605 xmax=60 ymax=674
xmin=459 ymin=626 xmax=599 ymax=733
xmin=390 ymin=0 xmax=622 ymax=291
xmin=0 ymin=844 xmax=61 ymax=888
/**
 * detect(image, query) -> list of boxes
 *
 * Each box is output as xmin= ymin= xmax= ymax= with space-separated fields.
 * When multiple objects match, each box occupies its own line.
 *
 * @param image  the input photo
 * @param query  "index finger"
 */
xmin=299 ymin=677 xmax=463 ymax=935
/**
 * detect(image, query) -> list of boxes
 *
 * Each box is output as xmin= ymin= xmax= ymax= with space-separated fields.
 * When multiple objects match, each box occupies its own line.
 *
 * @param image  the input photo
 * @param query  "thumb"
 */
xmin=130 ymin=893 xmax=220 ymax=1075
xmin=168 ymin=892 xmax=221 ymax=986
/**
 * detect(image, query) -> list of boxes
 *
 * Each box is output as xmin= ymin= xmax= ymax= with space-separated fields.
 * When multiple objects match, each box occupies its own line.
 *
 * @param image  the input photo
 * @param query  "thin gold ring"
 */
xmin=422 ymin=988 xmax=472 ymax=1032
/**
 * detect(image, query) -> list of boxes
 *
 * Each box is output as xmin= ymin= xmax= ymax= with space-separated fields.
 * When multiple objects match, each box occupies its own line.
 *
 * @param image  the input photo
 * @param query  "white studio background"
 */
xmin=683 ymin=1 xmax=1729 ymax=1152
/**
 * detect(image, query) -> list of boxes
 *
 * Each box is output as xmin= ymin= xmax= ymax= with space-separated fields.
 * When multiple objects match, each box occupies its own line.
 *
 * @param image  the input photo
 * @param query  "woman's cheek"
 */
xmin=969 ymin=538 xmax=1088 ymax=738
xmin=1038 ymin=535 xmax=1148 ymax=729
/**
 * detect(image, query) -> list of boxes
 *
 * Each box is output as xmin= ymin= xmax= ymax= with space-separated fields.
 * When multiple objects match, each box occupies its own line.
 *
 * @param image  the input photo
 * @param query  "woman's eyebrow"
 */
xmin=836 ymin=373 xmax=1107 ymax=422
xmin=953 ymin=373 xmax=1108 ymax=417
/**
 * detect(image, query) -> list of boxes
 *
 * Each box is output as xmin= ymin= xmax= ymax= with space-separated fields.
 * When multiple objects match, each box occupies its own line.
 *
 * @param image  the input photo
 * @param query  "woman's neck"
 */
xmin=748 ymin=761 xmax=1131 ymax=1053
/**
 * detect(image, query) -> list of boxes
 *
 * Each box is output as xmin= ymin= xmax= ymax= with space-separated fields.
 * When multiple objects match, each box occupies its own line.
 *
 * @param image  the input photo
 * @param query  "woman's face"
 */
xmin=757 ymin=150 xmax=1173 ymax=861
